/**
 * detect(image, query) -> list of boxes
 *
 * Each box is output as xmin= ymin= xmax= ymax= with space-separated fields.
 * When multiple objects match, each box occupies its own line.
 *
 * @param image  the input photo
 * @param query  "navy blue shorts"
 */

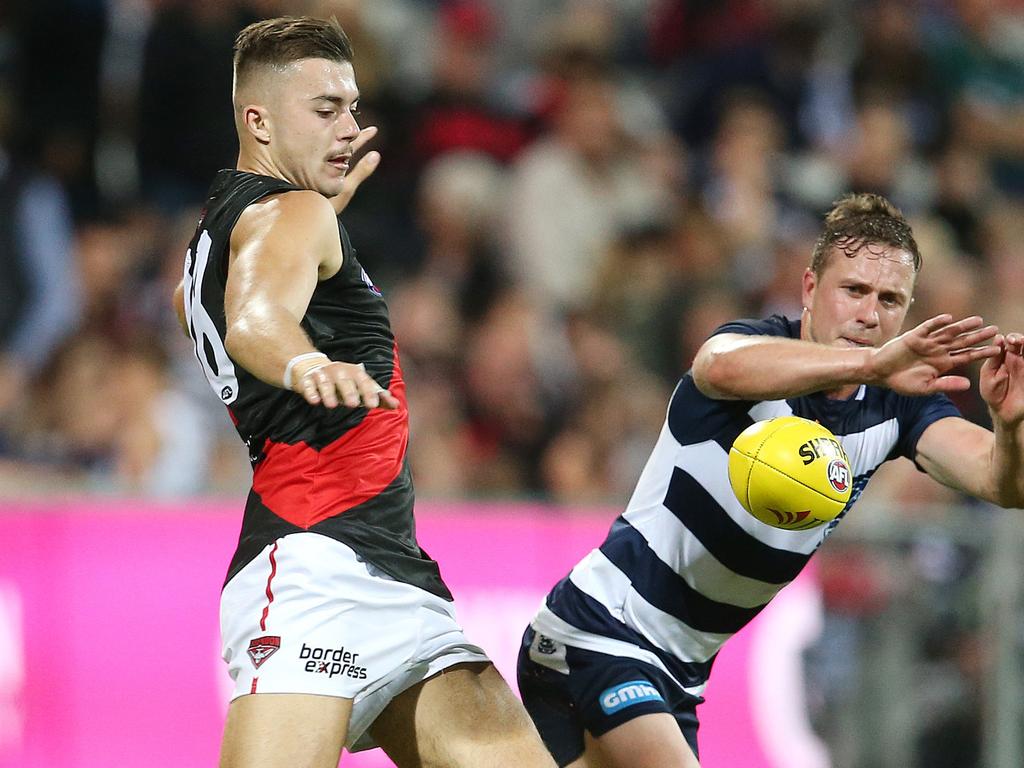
xmin=517 ymin=627 xmax=701 ymax=766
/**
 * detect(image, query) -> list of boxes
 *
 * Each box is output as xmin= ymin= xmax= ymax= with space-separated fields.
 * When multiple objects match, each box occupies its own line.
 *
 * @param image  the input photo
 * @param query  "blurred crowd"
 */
xmin=0 ymin=0 xmax=1022 ymax=503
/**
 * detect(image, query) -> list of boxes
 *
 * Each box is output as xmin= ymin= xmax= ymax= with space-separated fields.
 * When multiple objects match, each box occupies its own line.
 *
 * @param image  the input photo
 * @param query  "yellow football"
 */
xmin=728 ymin=416 xmax=852 ymax=530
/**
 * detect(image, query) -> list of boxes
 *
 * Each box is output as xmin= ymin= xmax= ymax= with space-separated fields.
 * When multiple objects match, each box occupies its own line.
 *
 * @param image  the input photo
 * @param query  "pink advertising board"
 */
xmin=0 ymin=501 xmax=827 ymax=768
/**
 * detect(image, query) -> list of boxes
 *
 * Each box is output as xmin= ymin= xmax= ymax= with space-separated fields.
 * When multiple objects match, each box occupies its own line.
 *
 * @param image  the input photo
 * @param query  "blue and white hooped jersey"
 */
xmin=530 ymin=315 xmax=961 ymax=699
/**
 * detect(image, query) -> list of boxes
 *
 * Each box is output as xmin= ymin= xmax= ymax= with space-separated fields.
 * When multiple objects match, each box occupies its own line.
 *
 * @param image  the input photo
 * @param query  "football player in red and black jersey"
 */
xmin=172 ymin=16 xmax=555 ymax=768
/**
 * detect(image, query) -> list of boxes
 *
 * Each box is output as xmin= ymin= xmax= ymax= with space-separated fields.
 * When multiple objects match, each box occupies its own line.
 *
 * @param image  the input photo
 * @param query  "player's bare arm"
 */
xmin=915 ymin=332 xmax=1024 ymax=507
xmin=693 ymin=314 xmax=1000 ymax=401
xmin=172 ymin=279 xmax=189 ymax=337
xmin=168 ymin=129 xmax=367 ymax=344
xmin=223 ymin=189 xmax=398 ymax=410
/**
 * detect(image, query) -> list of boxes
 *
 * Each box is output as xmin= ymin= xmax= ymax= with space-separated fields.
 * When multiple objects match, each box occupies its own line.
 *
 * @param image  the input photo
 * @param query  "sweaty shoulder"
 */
xmin=231 ymin=189 xmax=343 ymax=278
xmin=709 ymin=314 xmax=798 ymax=340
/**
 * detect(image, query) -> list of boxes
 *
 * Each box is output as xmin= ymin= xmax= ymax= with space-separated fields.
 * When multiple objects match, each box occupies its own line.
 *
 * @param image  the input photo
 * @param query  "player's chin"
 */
xmin=316 ymin=174 xmax=346 ymax=198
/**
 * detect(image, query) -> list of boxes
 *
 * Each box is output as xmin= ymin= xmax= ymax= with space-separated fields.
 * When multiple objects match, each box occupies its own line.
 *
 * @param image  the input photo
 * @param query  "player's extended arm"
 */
xmin=224 ymin=190 xmax=397 ymax=410
xmin=692 ymin=314 xmax=1000 ymax=401
xmin=172 ymin=279 xmax=189 ymax=337
xmin=915 ymin=333 xmax=1024 ymax=507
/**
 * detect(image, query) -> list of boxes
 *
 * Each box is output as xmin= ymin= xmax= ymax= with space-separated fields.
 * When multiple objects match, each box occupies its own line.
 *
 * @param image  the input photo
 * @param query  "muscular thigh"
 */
xmin=369 ymin=662 xmax=556 ymax=768
xmin=574 ymin=713 xmax=700 ymax=768
xmin=220 ymin=534 xmax=484 ymax=759
xmin=219 ymin=693 xmax=352 ymax=768
xmin=519 ymin=630 xmax=703 ymax=767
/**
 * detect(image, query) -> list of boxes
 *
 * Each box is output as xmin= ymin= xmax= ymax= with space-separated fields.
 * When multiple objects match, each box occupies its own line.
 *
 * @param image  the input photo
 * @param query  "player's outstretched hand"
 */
xmin=869 ymin=314 xmax=1001 ymax=395
xmin=330 ymin=125 xmax=380 ymax=214
xmin=292 ymin=357 xmax=399 ymax=410
xmin=980 ymin=332 xmax=1024 ymax=427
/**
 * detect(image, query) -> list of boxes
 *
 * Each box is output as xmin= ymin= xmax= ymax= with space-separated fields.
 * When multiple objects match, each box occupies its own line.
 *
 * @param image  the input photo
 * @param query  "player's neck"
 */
xmin=236 ymin=150 xmax=288 ymax=184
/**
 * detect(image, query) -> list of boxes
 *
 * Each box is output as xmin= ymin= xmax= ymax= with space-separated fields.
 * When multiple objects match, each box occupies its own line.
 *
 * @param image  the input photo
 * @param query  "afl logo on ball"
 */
xmin=827 ymin=459 xmax=850 ymax=493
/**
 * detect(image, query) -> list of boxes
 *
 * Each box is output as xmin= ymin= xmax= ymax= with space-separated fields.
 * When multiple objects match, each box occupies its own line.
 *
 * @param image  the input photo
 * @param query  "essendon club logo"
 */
xmin=247 ymin=636 xmax=281 ymax=668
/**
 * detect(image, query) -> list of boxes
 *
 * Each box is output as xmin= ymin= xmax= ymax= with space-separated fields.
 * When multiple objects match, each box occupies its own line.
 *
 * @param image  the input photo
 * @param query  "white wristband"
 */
xmin=283 ymin=352 xmax=329 ymax=389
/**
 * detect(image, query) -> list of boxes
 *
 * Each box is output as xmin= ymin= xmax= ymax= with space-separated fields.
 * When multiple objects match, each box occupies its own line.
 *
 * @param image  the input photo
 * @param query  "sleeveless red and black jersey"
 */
xmin=183 ymin=170 xmax=450 ymax=599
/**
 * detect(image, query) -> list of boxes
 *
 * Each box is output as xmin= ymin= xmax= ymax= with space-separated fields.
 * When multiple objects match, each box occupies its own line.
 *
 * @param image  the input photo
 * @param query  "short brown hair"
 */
xmin=810 ymin=193 xmax=921 ymax=276
xmin=233 ymin=17 xmax=354 ymax=87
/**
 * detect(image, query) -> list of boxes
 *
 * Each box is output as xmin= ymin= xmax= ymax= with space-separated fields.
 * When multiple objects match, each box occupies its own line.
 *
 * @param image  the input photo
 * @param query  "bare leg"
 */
xmin=370 ymin=662 xmax=557 ymax=768
xmin=566 ymin=713 xmax=700 ymax=768
xmin=219 ymin=693 xmax=353 ymax=768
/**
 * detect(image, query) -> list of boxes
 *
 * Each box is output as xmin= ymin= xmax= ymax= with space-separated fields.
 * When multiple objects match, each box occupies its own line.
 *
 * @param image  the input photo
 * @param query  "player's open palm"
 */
xmin=871 ymin=314 xmax=1000 ymax=395
xmin=980 ymin=333 xmax=1024 ymax=426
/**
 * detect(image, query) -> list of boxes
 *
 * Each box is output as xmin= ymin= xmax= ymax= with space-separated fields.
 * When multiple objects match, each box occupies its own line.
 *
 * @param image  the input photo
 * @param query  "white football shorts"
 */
xmin=220 ymin=531 xmax=489 ymax=751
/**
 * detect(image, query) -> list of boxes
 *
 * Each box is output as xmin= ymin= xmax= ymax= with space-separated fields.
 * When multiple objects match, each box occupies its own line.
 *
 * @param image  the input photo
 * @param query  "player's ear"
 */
xmin=801 ymin=267 xmax=817 ymax=309
xmin=243 ymin=105 xmax=272 ymax=145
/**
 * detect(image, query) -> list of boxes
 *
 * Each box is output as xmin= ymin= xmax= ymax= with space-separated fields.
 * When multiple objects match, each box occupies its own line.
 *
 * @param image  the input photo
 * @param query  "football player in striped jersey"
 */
xmin=518 ymin=193 xmax=1024 ymax=767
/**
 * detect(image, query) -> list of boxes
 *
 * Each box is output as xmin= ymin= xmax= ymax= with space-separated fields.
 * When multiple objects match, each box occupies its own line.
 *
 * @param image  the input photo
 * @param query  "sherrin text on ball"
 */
xmin=728 ymin=416 xmax=853 ymax=530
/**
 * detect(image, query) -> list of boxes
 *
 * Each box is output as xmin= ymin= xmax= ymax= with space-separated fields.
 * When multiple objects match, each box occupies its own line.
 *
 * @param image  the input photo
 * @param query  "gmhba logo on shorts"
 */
xmin=599 ymin=680 xmax=664 ymax=714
